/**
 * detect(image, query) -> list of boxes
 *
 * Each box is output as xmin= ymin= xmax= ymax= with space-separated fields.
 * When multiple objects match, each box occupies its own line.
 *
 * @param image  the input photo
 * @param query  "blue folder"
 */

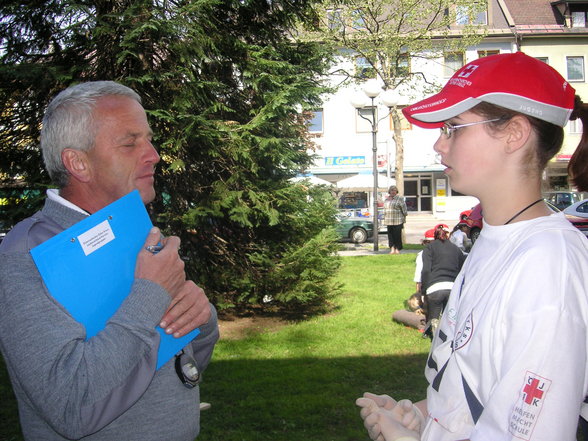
xmin=30 ymin=190 xmax=200 ymax=370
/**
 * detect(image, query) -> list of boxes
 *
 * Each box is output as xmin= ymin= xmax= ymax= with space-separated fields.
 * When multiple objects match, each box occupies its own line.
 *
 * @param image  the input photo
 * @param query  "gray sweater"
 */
xmin=0 ymin=198 xmax=219 ymax=441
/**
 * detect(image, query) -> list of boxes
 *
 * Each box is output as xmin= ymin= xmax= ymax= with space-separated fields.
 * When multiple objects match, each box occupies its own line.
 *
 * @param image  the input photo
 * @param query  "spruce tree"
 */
xmin=0 ymin=0 xmax=341 ymax=312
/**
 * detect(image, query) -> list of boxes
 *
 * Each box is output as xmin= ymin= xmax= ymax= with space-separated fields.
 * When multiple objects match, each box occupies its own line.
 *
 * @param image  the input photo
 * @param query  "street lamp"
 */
xmin=351 ymin=80 xmax=399 ymax=252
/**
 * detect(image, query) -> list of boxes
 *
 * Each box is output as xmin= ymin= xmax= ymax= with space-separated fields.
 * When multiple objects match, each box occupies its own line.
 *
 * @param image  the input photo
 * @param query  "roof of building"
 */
xmin=501 ymin=0 xmax=561 ymax=26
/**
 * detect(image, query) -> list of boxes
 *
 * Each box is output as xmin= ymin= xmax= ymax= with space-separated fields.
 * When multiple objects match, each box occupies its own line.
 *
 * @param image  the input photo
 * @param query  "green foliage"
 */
xmin=0 ymin=0 xmax=340 ymax=312
xmin=310 ymin=0 xmax=488 ymax=91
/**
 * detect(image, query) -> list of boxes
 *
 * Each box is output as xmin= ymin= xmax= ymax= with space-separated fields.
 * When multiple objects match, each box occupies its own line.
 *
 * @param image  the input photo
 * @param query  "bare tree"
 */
xmin=309 ymin=0 xmax=487 ymax=195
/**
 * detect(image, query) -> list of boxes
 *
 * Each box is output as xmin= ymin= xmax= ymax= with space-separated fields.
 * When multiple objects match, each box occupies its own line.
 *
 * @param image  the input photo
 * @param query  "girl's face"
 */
xmin=433 ymin=111 xmax=506 ymax=198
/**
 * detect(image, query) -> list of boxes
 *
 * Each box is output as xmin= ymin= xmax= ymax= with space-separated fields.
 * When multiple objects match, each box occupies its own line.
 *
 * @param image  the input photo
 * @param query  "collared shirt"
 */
xmin=383 ymin=195 xmax=407 ymax=226
xmin=47 ymin=188 xmax=88 ymax=215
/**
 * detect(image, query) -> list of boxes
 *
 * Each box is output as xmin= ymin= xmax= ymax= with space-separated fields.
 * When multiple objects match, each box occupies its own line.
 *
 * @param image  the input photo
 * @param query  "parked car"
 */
xmin=564 ymin=199 xmax=588 ymax=219
xmin=461 ymin=205 xmax=483 ymax=244
xmin=335 ymin=214 xmax=373 ymax=243
xmin=543 ymin=191 xmax=582 ymax=210
xmin=460 ymin=200 xmax=588 ymax=242
xmin=536 ymin=200 xmax=588 ymax=237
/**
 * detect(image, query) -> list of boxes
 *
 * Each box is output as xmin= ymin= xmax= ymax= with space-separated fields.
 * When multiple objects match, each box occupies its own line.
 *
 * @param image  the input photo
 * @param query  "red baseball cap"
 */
xmin=423 ymin=228 xmax=435 ymax=240
xmin=402 ymin=52 xmax=575 ymax=128
xmin=434 ymin=223 xmax=449 ymax=231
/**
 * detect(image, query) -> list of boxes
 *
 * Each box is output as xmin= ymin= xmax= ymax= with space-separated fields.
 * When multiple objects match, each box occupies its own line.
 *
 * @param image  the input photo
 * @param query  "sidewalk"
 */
xmin=338 ymin=213 xmax=457 ymax=256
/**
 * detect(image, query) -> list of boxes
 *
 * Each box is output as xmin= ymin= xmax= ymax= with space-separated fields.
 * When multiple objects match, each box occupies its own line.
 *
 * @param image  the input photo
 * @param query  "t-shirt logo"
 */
xmin=509 ymin=372 xmax=551 ymax=440
xmin=523 ymin=377 xmax=546 ymax=405
xmin=453 ymin=312 xmax=473 ymax=350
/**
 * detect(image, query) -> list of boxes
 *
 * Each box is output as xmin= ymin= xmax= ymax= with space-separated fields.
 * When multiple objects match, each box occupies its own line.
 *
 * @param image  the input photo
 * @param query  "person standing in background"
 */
xmin=383 ymin=185 xmax=408 ymax=254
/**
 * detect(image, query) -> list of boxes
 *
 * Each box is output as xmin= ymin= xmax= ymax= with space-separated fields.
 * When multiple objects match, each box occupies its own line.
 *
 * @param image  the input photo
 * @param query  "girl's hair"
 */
xmin=568 ymin=95 xmax=588 ymax=192
xmin=434 ymin=225 xmax=449 ymax=241
xmin=470 ymin=102 xmax=564 ymax=175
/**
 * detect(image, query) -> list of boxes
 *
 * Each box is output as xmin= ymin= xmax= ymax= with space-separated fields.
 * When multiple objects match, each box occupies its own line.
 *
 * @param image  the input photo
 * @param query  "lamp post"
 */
xmin=351 ymin=80 xmax=399 ymax=252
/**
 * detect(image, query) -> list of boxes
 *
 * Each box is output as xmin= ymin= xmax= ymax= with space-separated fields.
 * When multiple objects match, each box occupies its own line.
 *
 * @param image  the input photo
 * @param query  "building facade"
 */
xmin=307 ymin=0 xmax=588 ymax=219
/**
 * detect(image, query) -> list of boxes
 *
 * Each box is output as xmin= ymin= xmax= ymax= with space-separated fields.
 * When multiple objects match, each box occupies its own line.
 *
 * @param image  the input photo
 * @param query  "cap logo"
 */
xmin=518 ymin=104 xmax=543 ymax=118
xmin=458 ymin=64 xmax=478 ymax=78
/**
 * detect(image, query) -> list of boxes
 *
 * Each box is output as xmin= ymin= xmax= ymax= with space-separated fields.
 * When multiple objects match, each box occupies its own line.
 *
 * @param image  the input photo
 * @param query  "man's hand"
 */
xmin=159 ymin=280 xmax=211 ymax=337
xmin=136 ymin=227 xmax=211 ymax=337
xmin=136 ymin=228 xmax=186 ymax=296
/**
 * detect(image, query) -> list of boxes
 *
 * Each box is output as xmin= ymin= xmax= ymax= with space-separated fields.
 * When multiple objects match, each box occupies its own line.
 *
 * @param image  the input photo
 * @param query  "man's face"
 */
xmin=85 ymin=95 xmax=160 ymax=207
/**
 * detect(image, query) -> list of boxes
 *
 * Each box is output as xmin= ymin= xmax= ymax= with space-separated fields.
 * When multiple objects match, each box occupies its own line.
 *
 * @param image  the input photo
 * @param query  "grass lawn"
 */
xmin=0 ymin=253 xmax=431 ymax=441
xmin=197 ymin=253 xmax=430 ymax=441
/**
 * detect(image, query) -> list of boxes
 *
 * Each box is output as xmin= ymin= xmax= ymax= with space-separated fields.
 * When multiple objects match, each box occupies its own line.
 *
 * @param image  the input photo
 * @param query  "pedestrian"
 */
xmin=356 ymin=52 xmax=588 ymax=440
xmin=383 ymin=185 xmax=408 ymax=254
xmin=0 ymin=81 xmax=219 ymax=441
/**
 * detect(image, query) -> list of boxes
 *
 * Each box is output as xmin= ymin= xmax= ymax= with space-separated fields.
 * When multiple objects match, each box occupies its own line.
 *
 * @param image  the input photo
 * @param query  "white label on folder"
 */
xmin=78 ymin=220 xmax=116 ymax=256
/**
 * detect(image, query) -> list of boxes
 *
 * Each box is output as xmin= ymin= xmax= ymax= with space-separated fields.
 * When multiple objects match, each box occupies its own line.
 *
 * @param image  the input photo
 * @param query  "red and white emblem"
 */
xmin=458 ymin=64 xmax=479 ymax=78
xmin=509 ymin=372 xmax=551 ymax=440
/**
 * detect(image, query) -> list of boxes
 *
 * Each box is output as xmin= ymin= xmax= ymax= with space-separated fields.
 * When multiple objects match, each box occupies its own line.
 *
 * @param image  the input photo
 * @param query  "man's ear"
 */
xmin=504 ymin=115 xmax=533 ymax=154
xmin=61 ymin=148 xmax=91 ymax=183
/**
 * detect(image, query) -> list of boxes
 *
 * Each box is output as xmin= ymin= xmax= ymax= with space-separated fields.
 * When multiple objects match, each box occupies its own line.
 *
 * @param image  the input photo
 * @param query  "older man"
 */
xmin=0 ymin=81 xmax=219 ymax=441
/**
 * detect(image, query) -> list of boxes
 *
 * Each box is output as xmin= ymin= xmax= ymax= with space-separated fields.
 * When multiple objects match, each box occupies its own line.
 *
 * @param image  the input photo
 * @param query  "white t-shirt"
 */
xmin=423 ymin=213 xmax=588 ymax=441
xmin=450 ymin=229 xmax=467 ymax=252
xmin=414 ymin=250 xmax=424 ymax=283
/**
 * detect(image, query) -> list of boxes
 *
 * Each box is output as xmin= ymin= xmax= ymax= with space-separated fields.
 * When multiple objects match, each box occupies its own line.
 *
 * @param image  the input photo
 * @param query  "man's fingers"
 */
xmin=143 ymin=227 xmax=162 ymax=250
xmin=159 ymin=281 xmax=210 ymax=337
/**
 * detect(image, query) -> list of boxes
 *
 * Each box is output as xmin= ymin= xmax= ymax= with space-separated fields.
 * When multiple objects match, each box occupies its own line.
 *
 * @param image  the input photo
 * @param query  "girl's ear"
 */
xmin=504 ymin=115 xmax=533 ymax=154
xmin=61 ymin=148 xmax=91 ymax=183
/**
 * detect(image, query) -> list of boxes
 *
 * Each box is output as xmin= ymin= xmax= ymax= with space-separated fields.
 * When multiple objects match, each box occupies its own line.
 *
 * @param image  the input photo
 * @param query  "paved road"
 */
xmin=339 ymin=213 xmax=458 ymax=256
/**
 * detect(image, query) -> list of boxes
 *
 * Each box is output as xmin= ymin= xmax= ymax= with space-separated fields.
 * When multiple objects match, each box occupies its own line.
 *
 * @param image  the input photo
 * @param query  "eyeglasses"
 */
xmin=175 ymin=349 xmax=201 ymax=389
xmin=440 ymin=118 xmax=503 ymax=139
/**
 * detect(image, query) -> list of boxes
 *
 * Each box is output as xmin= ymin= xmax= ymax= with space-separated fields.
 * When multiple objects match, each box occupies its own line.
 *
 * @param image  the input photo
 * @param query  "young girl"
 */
xmin=357 ymin=52 xmax=588 ymax=440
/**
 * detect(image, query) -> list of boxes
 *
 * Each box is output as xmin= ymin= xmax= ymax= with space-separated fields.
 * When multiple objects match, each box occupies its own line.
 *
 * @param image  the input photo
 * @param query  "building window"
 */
xmin=568 ymin=117 xmax=583 ymax=134
xmin=477 ymin=50 xmax=499 ymax=58
xmin=444 ymin=52 xmax=464 ymax=78
xmin=356 ymin=107 xmax=376 ymax=133
xmin=536 ymin=56 xmax=549 ymax=65
xmin=352 ymin=9 xmax=367 ymax=30
xmin=308 ymin=109 xmax=324 ymax=133
xmin=567 ymin=56 xmax=585 ymax=82
xmin=456 ymin=4 xmax=488 ymax=25
xmin=572 ymin=11 xmax=586 ymax=27
xmin=327 ymin=9 xmax=344 ymax=32
xmin=570 ymin=4 xmax=588 ymax=27
xmin=356 ymin=57 xmax=375 ymax=79
xmin=397 ymin=53 xmax=410 ymax=77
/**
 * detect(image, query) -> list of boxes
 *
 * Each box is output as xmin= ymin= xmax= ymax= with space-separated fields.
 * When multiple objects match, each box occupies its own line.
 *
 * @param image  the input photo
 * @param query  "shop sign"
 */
xmin=324 ymin=156 xmax=366 ymax=166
